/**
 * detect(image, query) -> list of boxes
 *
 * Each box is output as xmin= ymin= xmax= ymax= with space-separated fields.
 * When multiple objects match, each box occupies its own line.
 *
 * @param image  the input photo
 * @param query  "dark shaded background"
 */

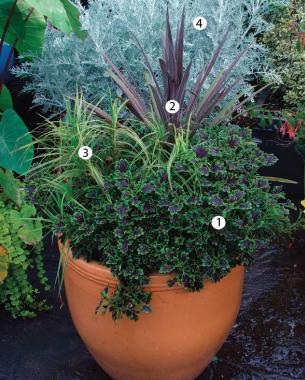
xmin=1 ymin=238 xmax=304 ymax=380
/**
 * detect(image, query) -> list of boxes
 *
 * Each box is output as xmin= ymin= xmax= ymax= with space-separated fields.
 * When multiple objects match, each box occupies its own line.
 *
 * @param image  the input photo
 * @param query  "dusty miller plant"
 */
xmin=15 ymin=0 xmax=283 ymax=114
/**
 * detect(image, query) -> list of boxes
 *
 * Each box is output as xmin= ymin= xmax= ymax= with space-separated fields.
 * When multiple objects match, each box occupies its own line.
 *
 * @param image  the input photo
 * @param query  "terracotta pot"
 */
xmin=59 ymin=241 xmax=245 ymax=380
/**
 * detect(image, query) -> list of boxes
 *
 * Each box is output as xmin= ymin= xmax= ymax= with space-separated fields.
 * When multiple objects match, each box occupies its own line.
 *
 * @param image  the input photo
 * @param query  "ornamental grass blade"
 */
xmin=164 ymin=8 xmax=178 ymax=91
xmin=226 ymin=84 xmax=271 ymax=123
xmin=176 ymin=61 xmax=192 ymax=106
xmin=134 ymin=35 xmax=164 ymax=103
xmin=107 ymin=70 xmax=149 ymax=124
xmin=211 ymin=84 xmax=270 ymax=127
xmin=185 ymin=29 xmax=230 ymax=118
xmin=209 ymin=89 xmax=249 ymax=127
xmin=173 ymin=61 xmax=192 ymax=128
xmin=159 ymin=58 xmax=169 ymax=98
xmin=100 ymin=51 xmax=149 ymax=122
xmin=175 ymin=7 xmax=186 ymax=83
xmin=85 ymin=102 xmax=113 ymax=124
xmin=199 ymin=76 xmax=243 ymax=121
xmin=195 ymin=48 xmax=248 ymax=122
xmin=149 ymin=84 xmax=169 ymax=126
xmin=234 ymin=84 xmax=271 ymax=113
xmin=267 ymin=176 xmax=298 ymax=184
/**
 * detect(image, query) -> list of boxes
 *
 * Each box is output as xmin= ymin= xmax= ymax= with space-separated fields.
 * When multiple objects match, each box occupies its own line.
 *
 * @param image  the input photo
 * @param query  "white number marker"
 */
xmin=211 ymin=216 xmax=226 ymax=230
xmin=78 ymin=146 xmax=93 ymax=160
xmin=193 ymin=17 xmax=208 ymax=31
xmin=165 ymin=100 xmax=180 ymax=114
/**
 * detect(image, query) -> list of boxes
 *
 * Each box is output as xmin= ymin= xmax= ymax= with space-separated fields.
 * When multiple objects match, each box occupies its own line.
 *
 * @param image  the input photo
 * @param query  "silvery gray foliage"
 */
xmin=14 ymin=0 xmax=284 ymax=114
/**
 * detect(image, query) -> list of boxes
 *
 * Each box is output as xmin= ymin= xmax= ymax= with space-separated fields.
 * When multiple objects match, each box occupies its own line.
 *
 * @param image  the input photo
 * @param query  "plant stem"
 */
xmin=0 ymin=38 xmax=17 ymax=93
xmin=0 ymin=0 xmax=18 ymax=56
xmin=0 ymin=6 xmax=34 ymax=94
xmin=303 ymin=161 xmax=305 ymax=198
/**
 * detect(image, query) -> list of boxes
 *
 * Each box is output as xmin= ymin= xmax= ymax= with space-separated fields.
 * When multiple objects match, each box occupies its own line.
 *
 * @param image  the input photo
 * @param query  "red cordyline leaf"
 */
xmin=96 ymin=8 xmax=264 ymax=141
xmin=184 ymin=28 xmax=231 ymax=119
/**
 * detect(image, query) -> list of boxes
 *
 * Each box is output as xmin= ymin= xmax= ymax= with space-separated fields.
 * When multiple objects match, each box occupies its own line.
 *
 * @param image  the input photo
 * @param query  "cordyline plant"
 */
xmin=91 ymin=8 xmax=267 ymax=141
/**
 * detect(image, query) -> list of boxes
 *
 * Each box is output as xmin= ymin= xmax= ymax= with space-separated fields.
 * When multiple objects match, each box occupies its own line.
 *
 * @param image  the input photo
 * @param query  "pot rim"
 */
xmin=58 ymin=239 xmax=243 ymax=291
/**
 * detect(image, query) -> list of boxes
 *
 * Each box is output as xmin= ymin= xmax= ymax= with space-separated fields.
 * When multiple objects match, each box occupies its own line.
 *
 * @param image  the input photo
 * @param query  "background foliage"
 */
xmin=0 ymin=170 xmax=50 ymax=318
xmin=263 ymin=0 xmax=305 ymax=107
xmin=15 ymin=0 xmax=285 ymax=114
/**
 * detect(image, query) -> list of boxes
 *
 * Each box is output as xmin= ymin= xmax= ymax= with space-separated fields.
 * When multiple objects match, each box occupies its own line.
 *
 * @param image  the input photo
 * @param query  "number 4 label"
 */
xmin=193 ymin=17 xmax=208 ymax=31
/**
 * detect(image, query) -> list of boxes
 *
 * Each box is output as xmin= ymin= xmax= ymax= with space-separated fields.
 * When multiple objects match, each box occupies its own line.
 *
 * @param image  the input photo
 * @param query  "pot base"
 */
xmin=60 ymin=242 xmax=245 ymax=380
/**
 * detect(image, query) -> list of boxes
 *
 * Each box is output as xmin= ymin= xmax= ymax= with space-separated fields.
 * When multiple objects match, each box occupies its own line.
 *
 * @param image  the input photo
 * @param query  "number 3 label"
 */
xmin=165 ymin=100 xmax=180 ymax=114
xmin=193 ymin=17 xmax=208 ymax=31
xmin=78 ymin=146 xmax=93 ymax=160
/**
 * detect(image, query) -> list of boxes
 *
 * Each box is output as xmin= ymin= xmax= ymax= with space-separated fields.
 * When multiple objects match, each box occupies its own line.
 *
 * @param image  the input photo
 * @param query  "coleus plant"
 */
xmin=93 ymin=8 xmax=268 ymax=141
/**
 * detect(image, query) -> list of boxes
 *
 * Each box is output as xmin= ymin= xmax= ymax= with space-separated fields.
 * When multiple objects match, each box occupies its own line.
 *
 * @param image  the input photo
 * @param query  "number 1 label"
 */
xmin=211 ymin=216 xmax=226 ymax=230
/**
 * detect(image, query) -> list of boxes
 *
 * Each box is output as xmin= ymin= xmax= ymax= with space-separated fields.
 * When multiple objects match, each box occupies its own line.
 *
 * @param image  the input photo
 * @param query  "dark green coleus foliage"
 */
xmin=55 ymin=125 xmax=295 ymax=320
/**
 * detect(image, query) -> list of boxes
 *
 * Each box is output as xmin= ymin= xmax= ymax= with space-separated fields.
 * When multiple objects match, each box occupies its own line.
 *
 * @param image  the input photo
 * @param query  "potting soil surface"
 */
xmin=0 ymin=239 xmax=304 ymax=380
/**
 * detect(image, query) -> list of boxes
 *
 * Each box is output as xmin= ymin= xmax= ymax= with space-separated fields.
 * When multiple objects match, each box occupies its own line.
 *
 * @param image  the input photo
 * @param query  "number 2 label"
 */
xmin=165 ymin=100 xmax=180 ymax=114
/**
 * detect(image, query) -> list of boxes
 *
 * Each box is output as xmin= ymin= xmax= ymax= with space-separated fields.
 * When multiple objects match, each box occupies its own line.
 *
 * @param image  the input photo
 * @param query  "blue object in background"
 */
xmin=0 ymin=42 xmax=15 ymax=83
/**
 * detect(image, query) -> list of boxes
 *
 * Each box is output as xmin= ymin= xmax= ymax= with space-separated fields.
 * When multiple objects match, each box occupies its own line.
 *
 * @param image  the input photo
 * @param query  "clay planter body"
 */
xmin=59 ymin=241 xmax=245 ymax=380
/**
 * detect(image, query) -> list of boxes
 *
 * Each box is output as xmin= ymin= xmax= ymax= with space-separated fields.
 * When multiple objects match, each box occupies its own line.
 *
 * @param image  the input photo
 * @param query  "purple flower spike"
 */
xmin=120 ymin=178 xmax=129 ymax=188
xmin=228 ymin=137 xmax=239 ymax=148
xmin=194 ymin=146 xmax=208 ymax=158
xmin=118 ymin=204 xmax=128 ymax=218
xmin=121 ymin=240 xmax=128 ymax=253
xmin=200 ymin=167 xmax=209 ymax=176
xmin=211 ymin=196 xmax=224 ymax=207
xmin=143 ymin=183 xmax=154 ymax=194
xmin=118 ymin=160 xmax=128 ymax=173
xmin=168 ymin=204 xmax=180 ymax=214
xmin=160 ymin=172 xmax=168 ymax=183
xmin=75 ymin=214 xmax=84 ymax=224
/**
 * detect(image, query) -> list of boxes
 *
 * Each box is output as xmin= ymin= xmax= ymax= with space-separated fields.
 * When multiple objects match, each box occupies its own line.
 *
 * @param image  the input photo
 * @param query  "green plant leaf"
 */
xmin=0 ymin=0 xmax=46 ymax=56
xmin=10 ymin=204 xmax=42 ymax=245
xmin=0 ymin=109 xmax=33 ymax=174
xmin=0 ymin=245 xmax=9 ymax=283
xmin=25 ymin=0 xmax=86 ymax=39
xmin=0 ymin=1 xmax=26 ymax=41
xmin=0 ymin=85 xmax=13 ymax=111
xmin=0 ymin=169 xmax=21 ymax=206
xmin=59 ymin=0 xmax=87 ymax=40
xmin=267 ymin=176 xmax=298 ymax=184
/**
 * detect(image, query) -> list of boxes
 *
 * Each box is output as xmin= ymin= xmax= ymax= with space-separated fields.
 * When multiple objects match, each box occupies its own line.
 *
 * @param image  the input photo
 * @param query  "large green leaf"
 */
xmin=0 ymin=169 xmax=21 ymax=206
xmin=0 ymin=0 xmax=46 ymax=56
xmin=15 ymin=1 xmax=46 ymax=56
xmin=25 ymin=0 xmax=86 ymax=39
xmin=0 ymin=85 xmax=13 ymax=111
xmin=0 ymin=1 xmax=26 ymax=41
xmin=10 ymin=204 xmax=42 ymax=245
xmin=0 ymin=0 xmax=84 ymax=57
xmin=60 ymin=0 xmax=87 ymax=40
xmin=0 ymin=109 xmax=33 ymax=175
xmin=0 ymin=245 xmax=9 ymax=284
